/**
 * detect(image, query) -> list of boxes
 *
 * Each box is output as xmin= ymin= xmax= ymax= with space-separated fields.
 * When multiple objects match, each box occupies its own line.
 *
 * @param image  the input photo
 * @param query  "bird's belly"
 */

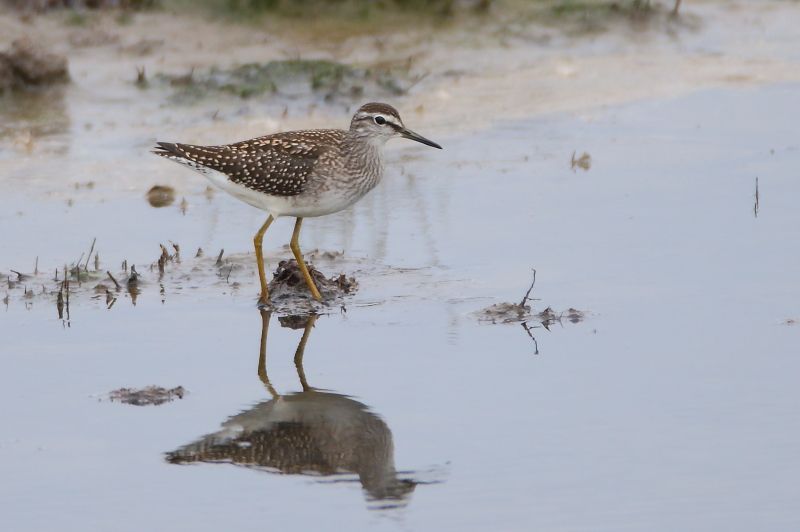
xmin=289 ymin=191 xmax=360 ymax=218
xmin=194 ymin=166 xmax=275 ymax=208
xmin=198 ymin=167 xmax=371 ymax=218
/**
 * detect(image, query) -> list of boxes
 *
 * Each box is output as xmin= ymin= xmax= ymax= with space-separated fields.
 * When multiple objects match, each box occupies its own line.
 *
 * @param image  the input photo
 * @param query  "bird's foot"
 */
xmin=257 ymin=293 xmax=272 ymax=309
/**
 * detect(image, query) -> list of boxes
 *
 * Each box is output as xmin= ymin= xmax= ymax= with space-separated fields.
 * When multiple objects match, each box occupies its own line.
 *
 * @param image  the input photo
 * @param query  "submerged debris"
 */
xmin=146 ymin=185 xmax=176 ymax=207
xmin=570 ymin=150 xmax=592 ymax=172
xmin=127 ymin=265 xmax=140 ymax=286
xmin=0 ymin=38 xmax=69 ymax=91
xmin=108 ymin=386 xmax=186 ymax=406
xmin=306 ymin=248 xmax=344 ymax=261
xmin=564 ymin=307 xmax=585 ymax=323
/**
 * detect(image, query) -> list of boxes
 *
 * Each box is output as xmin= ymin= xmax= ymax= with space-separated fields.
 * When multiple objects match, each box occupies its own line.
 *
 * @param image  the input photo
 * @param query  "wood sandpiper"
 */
xmin=154 ymin=102 xmax=441 ymax=304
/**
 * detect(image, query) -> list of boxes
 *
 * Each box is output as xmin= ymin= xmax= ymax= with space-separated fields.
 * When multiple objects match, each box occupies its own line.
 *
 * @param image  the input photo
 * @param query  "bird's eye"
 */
xmin=374 ymin=116 xmax=386 ymax=125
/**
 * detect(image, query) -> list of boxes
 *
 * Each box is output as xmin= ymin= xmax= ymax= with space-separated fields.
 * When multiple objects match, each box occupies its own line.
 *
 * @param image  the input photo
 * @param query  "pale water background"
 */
xmin=1 ymin=80 xmax=799 ymax=530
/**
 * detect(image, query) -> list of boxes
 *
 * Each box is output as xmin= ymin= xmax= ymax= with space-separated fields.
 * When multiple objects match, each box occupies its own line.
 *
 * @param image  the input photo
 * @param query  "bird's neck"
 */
xmin=343 ymin=132 xmax=385 ymax=186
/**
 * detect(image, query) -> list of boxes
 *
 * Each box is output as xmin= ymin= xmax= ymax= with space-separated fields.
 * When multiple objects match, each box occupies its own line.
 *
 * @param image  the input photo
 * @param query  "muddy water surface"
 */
xmin=2 ymin=46 xmax=800 ymax=532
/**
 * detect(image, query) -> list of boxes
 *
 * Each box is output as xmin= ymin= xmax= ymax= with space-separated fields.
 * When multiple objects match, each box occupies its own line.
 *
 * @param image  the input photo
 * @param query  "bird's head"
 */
xmin=350 ymin=102 xmax=442 ymax=149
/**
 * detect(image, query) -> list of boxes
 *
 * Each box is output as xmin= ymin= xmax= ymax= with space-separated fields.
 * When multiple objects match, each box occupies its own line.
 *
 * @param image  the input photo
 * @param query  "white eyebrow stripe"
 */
xmin=384 ymin=115 xmax=402 ymax=127
xmin=357 ymin=112 xmax=402 ymax=125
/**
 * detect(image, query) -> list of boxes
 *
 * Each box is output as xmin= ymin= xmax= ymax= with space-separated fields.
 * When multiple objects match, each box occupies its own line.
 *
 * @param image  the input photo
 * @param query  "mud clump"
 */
xmin=108 ymin=386 xmax=186 ymax=406
xmin=0 ymin=38 xmax=69 ymax=91
xmin=268 ymin=259 xmax=357 ymax=303
xmin=478 ymin=301 xmax=532 ymax=324
xmin=475 ymin=270 xmax=586 ymax=327
xmin=146 ymin=185 xmax=176 ymax=207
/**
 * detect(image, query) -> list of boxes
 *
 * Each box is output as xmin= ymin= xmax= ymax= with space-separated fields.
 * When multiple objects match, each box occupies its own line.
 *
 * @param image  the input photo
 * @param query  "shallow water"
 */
xmin=2 ymin=78 xmax=800 ymax=530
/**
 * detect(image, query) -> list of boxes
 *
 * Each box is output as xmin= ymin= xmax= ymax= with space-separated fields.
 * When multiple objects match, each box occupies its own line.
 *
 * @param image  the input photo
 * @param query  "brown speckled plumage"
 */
xmin=154 ymin=129 xmax=346 ymax=197
xmin=153 ymin=102 xmax=439 ymax=222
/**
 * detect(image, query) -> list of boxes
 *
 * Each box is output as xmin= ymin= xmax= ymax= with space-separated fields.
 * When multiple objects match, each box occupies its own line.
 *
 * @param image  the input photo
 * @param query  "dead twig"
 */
xmin=84 ymin=238 xmax=96 ymax=272
xmin=106 ymin=271 xmax=121 ymax=290
xmin=521 ymin=321 xmax=540 ymax=355
xmin=128 ymin=265 xmax=139 ymax=286
xmin=135 ymin=65 xmax=147 ymax=88
xmin=519 ymin=269 xmax=537 ymax=308
xmin=158 ymin=244 xmax=169 ymax=274
xmin=57 ymin=283 xmax=64 ymax=319
xmin=74 ymin=253 xmax=84 ymax=278
xmin=63 ymin=266 xmax=70 ymax=322
xmin=754 ymin=177 xmax=759 ymax=218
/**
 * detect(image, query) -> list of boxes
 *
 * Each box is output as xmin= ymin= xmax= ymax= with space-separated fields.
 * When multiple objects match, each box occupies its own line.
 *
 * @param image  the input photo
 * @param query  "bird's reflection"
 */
xmin=166 ymin=310 xmax=416 ymax=506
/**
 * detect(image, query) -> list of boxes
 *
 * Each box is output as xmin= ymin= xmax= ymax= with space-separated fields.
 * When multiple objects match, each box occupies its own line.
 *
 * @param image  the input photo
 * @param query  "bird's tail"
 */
xmin=152 ymin=141 xmax=182 ymax=158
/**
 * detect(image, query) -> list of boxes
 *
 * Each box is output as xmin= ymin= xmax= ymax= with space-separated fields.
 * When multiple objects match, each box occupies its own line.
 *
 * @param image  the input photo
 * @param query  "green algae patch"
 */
xmin=155 ymin=59 xmax=411 ymax=103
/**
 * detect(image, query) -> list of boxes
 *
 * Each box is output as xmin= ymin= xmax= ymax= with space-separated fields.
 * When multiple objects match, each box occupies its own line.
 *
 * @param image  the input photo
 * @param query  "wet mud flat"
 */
xmin=3 ymin=4 xmax=800 ymax=531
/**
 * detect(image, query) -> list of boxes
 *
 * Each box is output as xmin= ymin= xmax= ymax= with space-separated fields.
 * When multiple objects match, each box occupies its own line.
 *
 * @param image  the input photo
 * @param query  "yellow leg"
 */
xmin=253 ymin=215 xmax=275 ymax=305
xmin=294 ymin=314 xmax=318 ymax=391
xmin=290 ymin=217 xmax=322 ymax=301
xmin=256 ymin=309 xmax=279 ymax=398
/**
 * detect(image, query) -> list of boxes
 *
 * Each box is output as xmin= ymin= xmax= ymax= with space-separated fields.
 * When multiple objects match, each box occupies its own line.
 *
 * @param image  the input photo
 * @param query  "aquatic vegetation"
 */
xmin=155 ymin=59 xmax=413 ymax=102
xmin=166 ymin=0 xmax=483 ymax=19
xmin=531 ymin=0 xmax=685 ymax=33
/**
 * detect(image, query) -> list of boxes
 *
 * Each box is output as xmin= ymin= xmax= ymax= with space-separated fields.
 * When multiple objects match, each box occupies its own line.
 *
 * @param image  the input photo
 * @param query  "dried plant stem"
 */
xmin=84 ymin=238 xmax=96 ymax=272
xmin=519 ymin=269 xmax=537 ymax=308
xmin=106 ymin=271 xmax=121 ymax=290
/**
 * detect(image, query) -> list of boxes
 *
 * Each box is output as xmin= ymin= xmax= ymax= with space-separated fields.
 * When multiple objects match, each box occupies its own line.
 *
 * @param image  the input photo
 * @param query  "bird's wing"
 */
xmin=153 ymin=129 xmax=345 ymax=197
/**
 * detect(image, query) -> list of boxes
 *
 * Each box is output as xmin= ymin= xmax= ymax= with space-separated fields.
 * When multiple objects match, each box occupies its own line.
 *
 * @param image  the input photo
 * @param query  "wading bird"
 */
xmin=154 ymin=102 xmax=441 ymax=304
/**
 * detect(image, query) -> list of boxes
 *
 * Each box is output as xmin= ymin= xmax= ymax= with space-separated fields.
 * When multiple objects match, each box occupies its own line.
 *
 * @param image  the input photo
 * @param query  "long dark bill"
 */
xmin=400 ymin=127 xmax=442 ymax=149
